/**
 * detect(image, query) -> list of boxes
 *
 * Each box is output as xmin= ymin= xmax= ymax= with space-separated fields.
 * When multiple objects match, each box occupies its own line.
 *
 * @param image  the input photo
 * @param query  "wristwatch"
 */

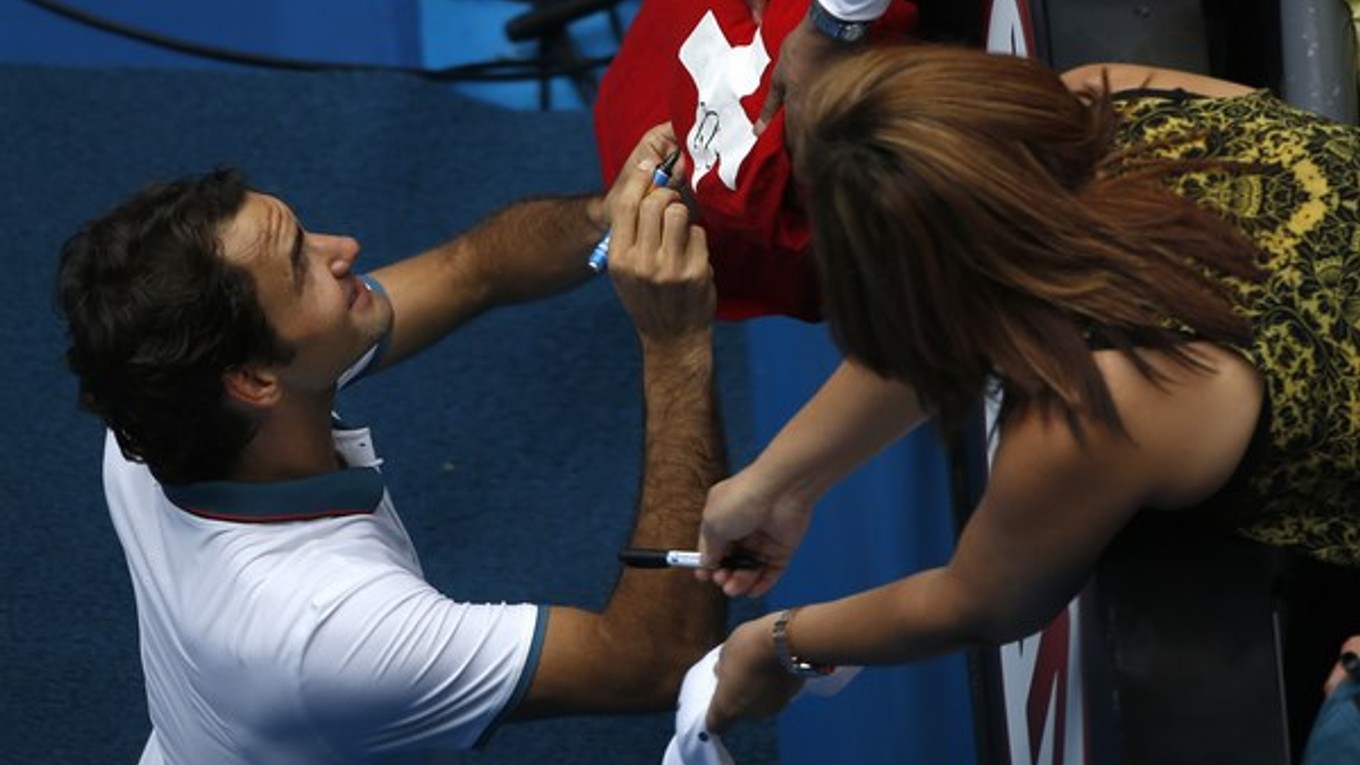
xmin=807 ymin=0 xmax=872 ymax=43
xmin=771 ymin=608 xmax=836 ymax=678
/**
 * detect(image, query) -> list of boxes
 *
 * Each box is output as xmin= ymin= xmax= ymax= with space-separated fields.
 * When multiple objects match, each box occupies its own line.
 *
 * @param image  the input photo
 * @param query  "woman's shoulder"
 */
xmin=1091 ymin=345 xmax=1263 ymax=509
xmin=993 ymin=345 xmax=1262 ymax=512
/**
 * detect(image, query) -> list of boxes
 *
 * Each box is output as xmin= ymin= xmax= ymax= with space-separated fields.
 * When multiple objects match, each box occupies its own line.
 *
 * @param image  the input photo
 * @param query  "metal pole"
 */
xmin=1280 ymin=0 xmax=1358 ymax=122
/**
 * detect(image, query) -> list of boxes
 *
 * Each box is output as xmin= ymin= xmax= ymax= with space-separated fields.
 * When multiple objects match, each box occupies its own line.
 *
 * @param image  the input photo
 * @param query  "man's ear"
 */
xmin=223 ymin=364 xmax=282 ymax=408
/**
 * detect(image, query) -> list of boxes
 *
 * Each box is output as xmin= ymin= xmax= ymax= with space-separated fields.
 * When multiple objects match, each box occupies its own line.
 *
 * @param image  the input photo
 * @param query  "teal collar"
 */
xmin=163 ymin=467 xmax=385 ymax=523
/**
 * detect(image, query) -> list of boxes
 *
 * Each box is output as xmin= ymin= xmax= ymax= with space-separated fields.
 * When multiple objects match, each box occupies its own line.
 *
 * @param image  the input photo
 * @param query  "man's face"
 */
xmin=219 ymin=192 xmax=393 ymax=395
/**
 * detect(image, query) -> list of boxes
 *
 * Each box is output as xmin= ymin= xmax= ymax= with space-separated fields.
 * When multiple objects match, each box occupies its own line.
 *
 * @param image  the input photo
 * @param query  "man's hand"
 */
xmin=601 ymin=122 xmax=682 ymax=236
xmin=604 ymin=126 xmax=714 ymax=348
xmin=755 ymin=14 xmax=862 ymax=135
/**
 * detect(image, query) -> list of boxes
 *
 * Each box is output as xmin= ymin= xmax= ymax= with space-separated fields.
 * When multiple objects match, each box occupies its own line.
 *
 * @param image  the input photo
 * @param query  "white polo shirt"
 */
xmin=105 ymin=304 xmax=545 ymax=764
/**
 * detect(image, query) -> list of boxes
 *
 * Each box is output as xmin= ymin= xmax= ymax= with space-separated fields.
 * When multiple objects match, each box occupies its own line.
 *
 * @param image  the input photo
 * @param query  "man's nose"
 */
xmin=327 ymin=236 xmax=360 ymax=276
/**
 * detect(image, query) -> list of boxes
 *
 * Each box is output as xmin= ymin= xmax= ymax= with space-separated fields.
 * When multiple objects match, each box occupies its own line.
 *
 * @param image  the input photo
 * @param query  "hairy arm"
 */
xmin=365 ymin=195 xmax=605 ymax=369
xmin=368 ymin=124 xmax=682 ymax=369
xmin=515 ymin=338 xmax=727 ymax=716
xmin=511 ymin=126 xmax=728 ymax=716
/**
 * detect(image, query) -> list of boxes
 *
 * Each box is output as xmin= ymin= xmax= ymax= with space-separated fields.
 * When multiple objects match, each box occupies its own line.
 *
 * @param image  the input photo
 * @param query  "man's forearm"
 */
xmin=369 ymin=194 xmax=605 ymax=366
xmin=459 ymin=194 xmax=605 ymax=306
xmin=509 ymin=334 xmax=727 ymax=718
xmin=608 ymin=334 xmax=728 ymax=658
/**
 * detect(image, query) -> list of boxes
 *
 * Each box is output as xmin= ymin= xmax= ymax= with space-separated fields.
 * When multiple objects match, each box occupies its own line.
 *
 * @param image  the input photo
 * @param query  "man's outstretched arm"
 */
xmin=367 ymin=195 xmax=602 ymax=368
xmin=368 ymin=126 xmax=682 ymax=369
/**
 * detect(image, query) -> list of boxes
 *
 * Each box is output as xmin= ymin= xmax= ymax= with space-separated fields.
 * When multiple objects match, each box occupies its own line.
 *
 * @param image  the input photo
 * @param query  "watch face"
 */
xmin=840 ymin=24 xmax=867 ymax=41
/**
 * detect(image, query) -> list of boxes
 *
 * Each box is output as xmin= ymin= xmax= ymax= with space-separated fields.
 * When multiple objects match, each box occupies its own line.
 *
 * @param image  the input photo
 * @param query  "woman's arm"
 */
xmin=698 ymin=359 xmax=926 ymax=596
xmin=737 ymin=360 xmax=924 ymax=505
xmin=1061 ymin=62 xmax=1257 ymax=98
xmin=707 ymin=344 xmax=1264 ymax=728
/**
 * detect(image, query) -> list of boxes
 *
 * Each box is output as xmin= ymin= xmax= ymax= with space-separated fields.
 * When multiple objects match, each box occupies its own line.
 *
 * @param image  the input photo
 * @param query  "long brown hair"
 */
xmin=791 ymin=45 xmax=1261 ymax=439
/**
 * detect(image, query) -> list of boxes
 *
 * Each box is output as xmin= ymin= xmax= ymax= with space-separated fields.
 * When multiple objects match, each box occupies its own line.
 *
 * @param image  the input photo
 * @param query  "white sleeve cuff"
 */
xmin=814 ymin=0 xmax=893 ymax=22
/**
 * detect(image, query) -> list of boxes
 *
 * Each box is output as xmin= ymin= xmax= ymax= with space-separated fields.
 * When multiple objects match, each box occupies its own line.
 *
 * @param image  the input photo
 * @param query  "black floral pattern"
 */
xmin=1115 ymin=90 xmax=1360 ymax=567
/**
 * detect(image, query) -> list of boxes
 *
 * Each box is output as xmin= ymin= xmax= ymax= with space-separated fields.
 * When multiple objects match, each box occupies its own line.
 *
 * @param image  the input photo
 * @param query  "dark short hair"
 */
xmin=56 ymin=168 xmax=293 ymax=484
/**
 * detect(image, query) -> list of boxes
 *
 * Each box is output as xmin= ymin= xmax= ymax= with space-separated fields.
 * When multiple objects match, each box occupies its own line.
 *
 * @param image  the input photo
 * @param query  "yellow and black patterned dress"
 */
xmin=1110 ymin=88 xmax=1360 ymax=567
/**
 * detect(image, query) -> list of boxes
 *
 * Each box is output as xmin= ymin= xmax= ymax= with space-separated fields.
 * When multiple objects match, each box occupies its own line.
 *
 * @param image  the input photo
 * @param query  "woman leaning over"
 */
xmin=695 ymin=44 xmax=1360 ymax=748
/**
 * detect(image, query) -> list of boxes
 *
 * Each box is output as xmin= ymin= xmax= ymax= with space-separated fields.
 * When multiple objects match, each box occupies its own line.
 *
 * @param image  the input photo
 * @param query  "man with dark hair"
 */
xmin=55 ymin=127 xmax=725 ymax=763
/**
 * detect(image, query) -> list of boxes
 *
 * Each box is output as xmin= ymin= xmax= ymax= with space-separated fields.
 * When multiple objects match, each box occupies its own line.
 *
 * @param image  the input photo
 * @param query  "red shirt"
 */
xmin=595 ymin=0 xmax=918 ymax=320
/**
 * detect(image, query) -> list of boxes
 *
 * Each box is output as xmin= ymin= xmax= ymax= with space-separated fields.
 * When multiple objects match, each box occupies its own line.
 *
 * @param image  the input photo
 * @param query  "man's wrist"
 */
xmin=640 ymin=334 xmax=713 ymax=374
xmin=585 ymin=195 xmax=609 ymax=239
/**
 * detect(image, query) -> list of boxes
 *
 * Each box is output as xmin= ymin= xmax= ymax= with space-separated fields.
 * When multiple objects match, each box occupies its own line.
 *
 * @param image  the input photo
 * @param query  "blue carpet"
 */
xmin=0 ymin=64 xmax=772 ymax=764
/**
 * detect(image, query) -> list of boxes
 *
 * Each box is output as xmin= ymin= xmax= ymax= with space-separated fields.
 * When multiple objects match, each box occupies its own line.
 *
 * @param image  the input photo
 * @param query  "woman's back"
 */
xmin=1110 ymin=87 xmax=1360 ymax=566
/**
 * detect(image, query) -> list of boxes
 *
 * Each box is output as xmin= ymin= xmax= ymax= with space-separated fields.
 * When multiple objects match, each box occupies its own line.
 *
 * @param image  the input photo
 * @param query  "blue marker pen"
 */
xmin=588 ymin=148 xmax=682 ymax=273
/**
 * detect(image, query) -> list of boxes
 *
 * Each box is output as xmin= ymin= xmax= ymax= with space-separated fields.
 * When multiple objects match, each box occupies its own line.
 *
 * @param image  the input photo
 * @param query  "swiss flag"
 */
xmin=595 ymin=0 xmax=918 ymax=321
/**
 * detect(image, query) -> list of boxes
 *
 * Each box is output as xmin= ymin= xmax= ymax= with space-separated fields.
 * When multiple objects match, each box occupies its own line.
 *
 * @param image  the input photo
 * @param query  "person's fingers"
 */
xmin=721 ymin=562 xmax=784 ymax=598
xmin=705 ymin=659 xmax=737 ymax=733
xmin=633 ymin=189 xmax=680 ymax=266
xmin=1334 ymin=649 xmax=1360 ymax=693
xmin=721 ymin=568 xmax=762 ymax=598
xmin=747 ymin=569 xmax=779 ymax=598
xmin=650 ymin=120 xmax=677 ymax=145
xmin=697 ymin=514 xmax=731 ymax=569
xmin=705 ymin=700 xmax=732 ymax=734
xmin=754 ymin=84 xmax=784 ymax=136
xmin=607 ymin=184 xmax=642 ymax=255
xmin=660 ymin=201 xmax=691 ymax=267
xmin=1324 ymin=664 xmax=1348 ymax=696
xmin=1322 ymin=640 xmax=1360 ymax=695
xmin=636 ymin=122 xmax=678 ymax=164
xmin=683 ymin=224 xmax=710 ymax=276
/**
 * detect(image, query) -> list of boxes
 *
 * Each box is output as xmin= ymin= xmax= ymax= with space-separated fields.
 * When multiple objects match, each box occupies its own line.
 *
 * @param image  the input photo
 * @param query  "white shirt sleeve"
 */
xmin=295 ymin=567 xmax=546 ymax=755
xmin=816 ymin=0 xmax=893 ymax=22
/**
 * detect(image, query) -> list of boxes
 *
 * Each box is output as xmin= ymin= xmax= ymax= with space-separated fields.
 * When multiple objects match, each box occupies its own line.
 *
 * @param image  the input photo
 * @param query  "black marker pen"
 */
xmin=619 ymin=547 xmax=761 ymax=570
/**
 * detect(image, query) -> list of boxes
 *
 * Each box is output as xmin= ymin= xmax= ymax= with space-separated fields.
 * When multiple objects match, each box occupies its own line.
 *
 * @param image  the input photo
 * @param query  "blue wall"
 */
xmin=746 ymin=316 xmax=976 ymax=765
xmin=1 ymin=0 xmax=629 ymax=109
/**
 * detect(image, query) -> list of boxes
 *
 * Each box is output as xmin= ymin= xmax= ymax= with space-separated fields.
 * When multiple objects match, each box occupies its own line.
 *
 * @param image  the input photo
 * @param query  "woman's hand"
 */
xmin=696 ymin=464 xmax=817 ymax=597
xmin=706 ymin=615 xmax=804 ymax=732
